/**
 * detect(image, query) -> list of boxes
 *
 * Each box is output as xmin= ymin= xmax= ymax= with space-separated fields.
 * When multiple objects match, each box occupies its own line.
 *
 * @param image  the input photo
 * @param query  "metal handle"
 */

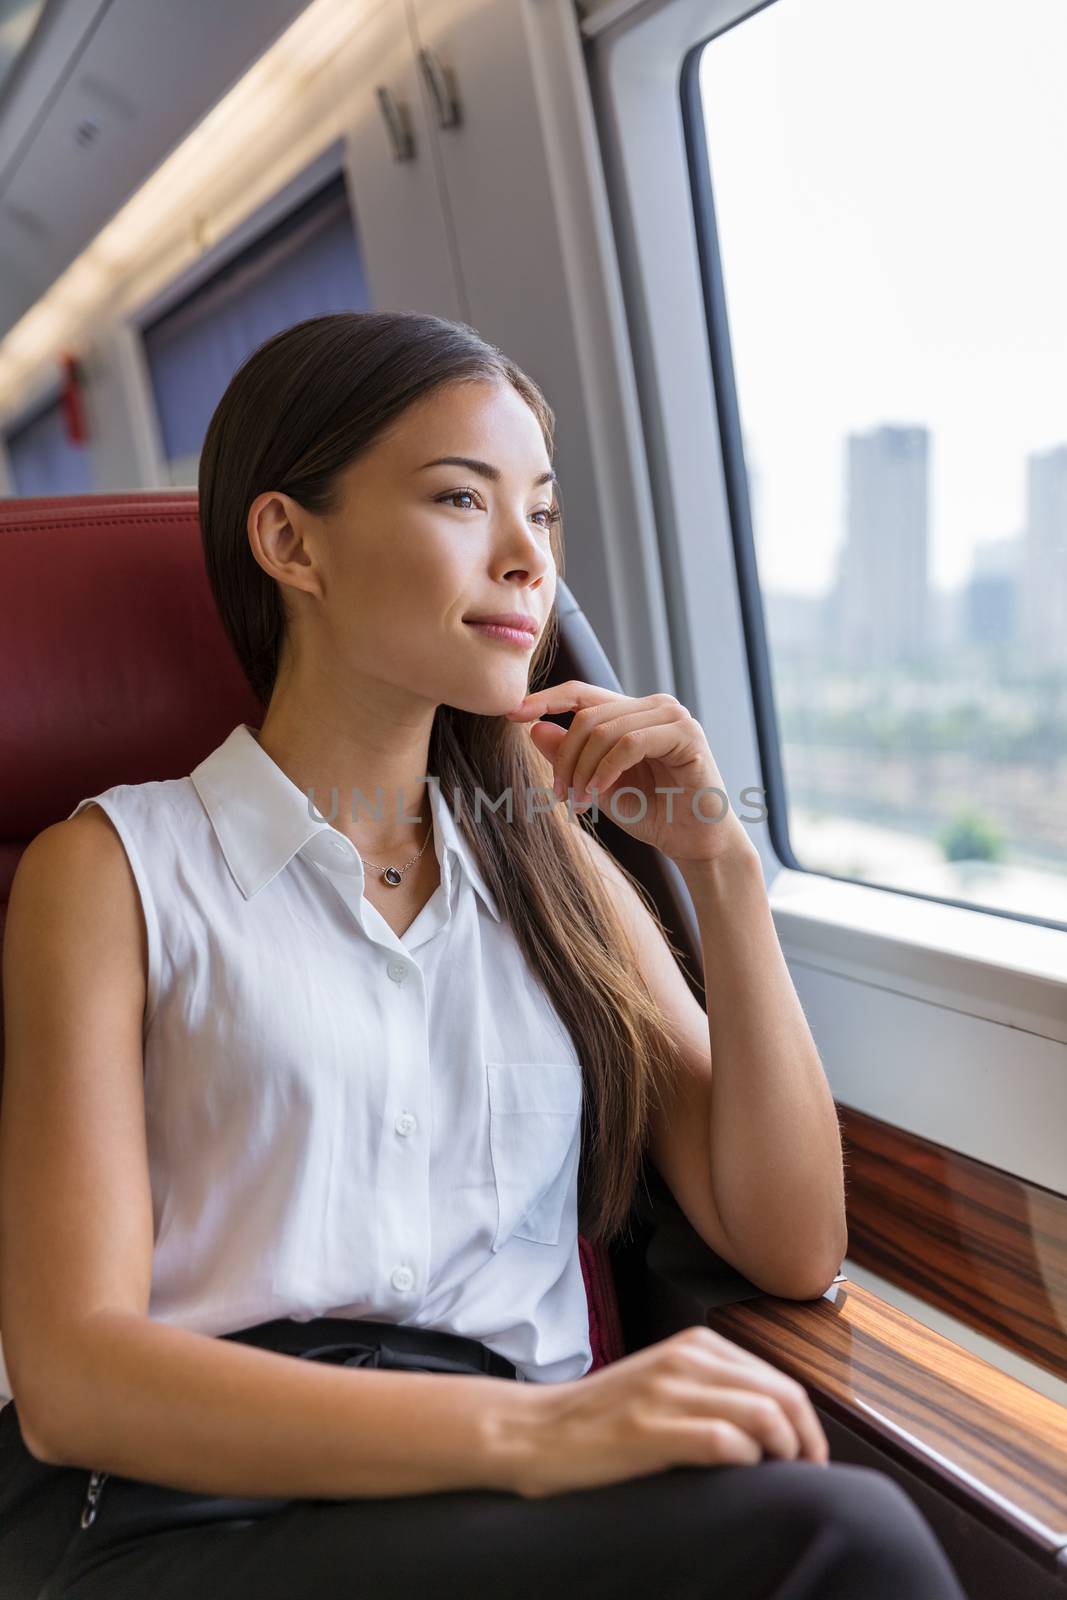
xmin=418 ymin=46 xmax=462 ymax=130
xmin=375 ymin=85 xmax=416 ymax=161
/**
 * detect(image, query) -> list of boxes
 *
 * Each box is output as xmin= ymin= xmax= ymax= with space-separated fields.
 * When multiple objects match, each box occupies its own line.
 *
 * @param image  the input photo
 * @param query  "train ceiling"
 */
xmin=0 ymin=0 xmax=309 ymax=344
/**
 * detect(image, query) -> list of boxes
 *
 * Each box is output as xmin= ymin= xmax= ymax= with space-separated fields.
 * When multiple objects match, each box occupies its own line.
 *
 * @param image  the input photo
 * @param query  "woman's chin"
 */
xmin=440 ymin=683 xmax=532 ymax=719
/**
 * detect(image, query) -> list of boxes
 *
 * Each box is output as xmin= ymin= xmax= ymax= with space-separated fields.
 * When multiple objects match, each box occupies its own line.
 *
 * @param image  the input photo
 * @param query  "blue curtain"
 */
xmin=142 ymin=172 xmax=369 ymax=464
xmin=6 ymin=398 xmax=93 ymax=496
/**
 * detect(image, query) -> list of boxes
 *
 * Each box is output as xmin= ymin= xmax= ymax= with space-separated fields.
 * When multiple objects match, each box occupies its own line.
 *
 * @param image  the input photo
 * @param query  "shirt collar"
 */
xmin=191 ymin=723 xmax=501 ymax=921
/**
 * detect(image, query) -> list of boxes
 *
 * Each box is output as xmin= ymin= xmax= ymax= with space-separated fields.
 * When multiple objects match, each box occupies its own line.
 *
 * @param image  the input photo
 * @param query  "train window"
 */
xmin=140 ymin=170 xmax=368 ymax=486
xmin=686 ymin=0 xmax=1066 ymax=931
xmin=4 ymin=394 xmax=93 ymax=497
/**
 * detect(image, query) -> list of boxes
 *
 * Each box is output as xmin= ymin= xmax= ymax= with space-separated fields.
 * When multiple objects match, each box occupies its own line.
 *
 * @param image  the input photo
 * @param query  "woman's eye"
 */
xmin=436 ymin=490 xmax=560 ymax=529
xmin=438 ymin=488 xmax=480 ymax=512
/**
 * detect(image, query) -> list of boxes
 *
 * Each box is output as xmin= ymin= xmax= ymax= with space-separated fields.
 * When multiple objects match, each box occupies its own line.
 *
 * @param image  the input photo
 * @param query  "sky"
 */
xmin=698 ymin=0 xmax=1067 ymax=596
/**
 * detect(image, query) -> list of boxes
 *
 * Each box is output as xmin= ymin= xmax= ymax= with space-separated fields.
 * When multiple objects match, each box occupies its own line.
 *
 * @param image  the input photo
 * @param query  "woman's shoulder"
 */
xmin=61 ymin=776 xmax=204 ymax=859
xmin=67 ymin=773 xmax=198 ymax=821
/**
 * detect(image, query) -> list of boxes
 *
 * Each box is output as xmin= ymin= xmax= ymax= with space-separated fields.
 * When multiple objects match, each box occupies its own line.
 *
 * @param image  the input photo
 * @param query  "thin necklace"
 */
xmin=360 ymin=819 xmax=434 ymax=887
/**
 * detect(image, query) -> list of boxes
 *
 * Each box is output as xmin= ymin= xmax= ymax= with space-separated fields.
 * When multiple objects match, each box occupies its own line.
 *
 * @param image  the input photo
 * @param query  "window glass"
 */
xmin=696 ymin=0 xmax=1067 ymax=927
xmin=6 ymin=397 xmax=93 ymax=496
xmin=143 ymin=171 xmax=368 ymax=485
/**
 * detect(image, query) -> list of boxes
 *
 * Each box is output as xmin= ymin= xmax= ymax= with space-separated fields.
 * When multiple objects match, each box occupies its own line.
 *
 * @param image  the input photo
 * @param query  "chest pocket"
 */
xmin=486 ymin=1060 xmax=583 ymax=1252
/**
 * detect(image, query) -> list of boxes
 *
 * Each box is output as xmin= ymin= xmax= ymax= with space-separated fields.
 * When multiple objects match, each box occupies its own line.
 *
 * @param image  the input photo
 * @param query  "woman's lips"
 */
xmin=464 ymin=621 xmax=538 ymax=648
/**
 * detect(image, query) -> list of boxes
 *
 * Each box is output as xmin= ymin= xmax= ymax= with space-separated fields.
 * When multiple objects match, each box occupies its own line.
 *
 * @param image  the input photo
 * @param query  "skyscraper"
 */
xmin=966 ymin=536 xmax=1019 ymax=649
xmin=1019 ymin=444 xmax=1067 ymax=670
xmin=831 ymin=425 xmax=930 ymax=669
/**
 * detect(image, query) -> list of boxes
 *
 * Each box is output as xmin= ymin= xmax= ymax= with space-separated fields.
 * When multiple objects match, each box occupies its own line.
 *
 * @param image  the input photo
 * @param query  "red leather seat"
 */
xmin=0 ymin=490 xmax=626 ymax=1371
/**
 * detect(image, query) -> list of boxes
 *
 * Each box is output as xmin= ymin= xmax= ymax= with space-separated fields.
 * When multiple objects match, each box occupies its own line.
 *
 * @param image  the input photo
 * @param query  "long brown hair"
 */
xmin=198 ymin=310 xmax=686 ymax=1246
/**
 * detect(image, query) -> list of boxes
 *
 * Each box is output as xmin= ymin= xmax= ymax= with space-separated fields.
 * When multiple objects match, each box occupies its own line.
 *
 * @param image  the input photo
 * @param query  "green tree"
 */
xmin=938 ymin=808 xmax=1005 ymax=863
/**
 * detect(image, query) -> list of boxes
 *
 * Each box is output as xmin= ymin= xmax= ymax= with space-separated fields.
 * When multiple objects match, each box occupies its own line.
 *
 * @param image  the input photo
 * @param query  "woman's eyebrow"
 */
xmin=417 ymin=455 xmax=557 ymax=488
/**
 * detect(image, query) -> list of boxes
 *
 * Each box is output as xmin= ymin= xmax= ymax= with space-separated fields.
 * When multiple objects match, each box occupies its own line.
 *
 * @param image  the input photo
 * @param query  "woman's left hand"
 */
xmin=506 ymin=681 xmax=755 ymax=867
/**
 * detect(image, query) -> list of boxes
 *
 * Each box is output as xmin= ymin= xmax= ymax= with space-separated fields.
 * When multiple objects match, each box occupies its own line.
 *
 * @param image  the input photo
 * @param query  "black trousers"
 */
xmin=0 ymin=1316 xmax=968 ymax=1600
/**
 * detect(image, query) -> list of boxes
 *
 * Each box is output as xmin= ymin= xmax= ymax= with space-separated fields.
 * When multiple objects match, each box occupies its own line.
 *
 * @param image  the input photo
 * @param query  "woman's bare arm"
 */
xmin=0 ymin=811 xmax=546 ymax=1499
xmin=23 ymin=1308 xmax=544 ymax=1499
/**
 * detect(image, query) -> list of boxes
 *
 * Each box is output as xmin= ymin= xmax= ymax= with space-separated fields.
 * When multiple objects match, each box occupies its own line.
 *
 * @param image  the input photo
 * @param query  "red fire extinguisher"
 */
xmin=59 ymin=351 xmax=87 ymax=445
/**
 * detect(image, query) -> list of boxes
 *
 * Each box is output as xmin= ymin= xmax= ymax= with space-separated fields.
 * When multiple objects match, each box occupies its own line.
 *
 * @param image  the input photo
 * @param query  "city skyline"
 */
xmin=748 ymin=428 xmax=1067 ymax=610
xmin=762 ymin=428 xmax=1067 ymax=671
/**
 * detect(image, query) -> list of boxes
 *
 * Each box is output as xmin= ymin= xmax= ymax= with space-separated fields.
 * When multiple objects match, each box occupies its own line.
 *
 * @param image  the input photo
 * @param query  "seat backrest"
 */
xmin=0 ymin=492 xmax=266 ymax=1067
xmin=1 ymin=489 xmax=685 ymax=1369
xmin=550 ymin=584 xmax=705 ymax=998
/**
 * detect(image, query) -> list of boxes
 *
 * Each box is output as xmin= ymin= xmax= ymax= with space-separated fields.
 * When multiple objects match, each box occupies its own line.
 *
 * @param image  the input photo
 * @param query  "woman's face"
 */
xmin=266 ymin=377 xmax=558 ymax=718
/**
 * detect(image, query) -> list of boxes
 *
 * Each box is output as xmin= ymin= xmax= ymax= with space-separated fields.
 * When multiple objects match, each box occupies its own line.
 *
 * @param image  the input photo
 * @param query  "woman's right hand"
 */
xmin=515 ymin=1325 xmax=830 ymax=1499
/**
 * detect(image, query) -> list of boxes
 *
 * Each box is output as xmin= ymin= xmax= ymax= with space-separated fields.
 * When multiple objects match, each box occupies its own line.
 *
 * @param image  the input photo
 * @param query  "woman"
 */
xmin=0 ymin=311 xmax=966 ymax=1598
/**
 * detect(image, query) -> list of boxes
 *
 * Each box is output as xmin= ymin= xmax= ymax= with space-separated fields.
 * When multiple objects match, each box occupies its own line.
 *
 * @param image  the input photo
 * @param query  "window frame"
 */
xmin=581 ymin=0 xmax=1067 ymax=1037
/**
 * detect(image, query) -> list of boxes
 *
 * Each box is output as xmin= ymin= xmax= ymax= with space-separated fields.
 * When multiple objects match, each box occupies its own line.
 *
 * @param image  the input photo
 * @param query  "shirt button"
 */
xmin=386 ymin=960 xmax=408 ymax=983
xmin=391 ymin=1265 xmax=415 ymax=1292
xmin=394 ymin=1111 xmax=417 ymax=1136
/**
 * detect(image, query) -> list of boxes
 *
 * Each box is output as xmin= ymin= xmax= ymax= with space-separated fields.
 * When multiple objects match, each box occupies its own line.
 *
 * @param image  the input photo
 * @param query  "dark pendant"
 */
xmin=383 ymin=867 xmax=403 ymax=886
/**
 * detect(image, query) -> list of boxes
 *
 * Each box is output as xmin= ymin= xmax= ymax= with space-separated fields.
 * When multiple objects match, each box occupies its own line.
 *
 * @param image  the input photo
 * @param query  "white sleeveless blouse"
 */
xmin=0 ymin=723 xmax=592 ymax=1404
